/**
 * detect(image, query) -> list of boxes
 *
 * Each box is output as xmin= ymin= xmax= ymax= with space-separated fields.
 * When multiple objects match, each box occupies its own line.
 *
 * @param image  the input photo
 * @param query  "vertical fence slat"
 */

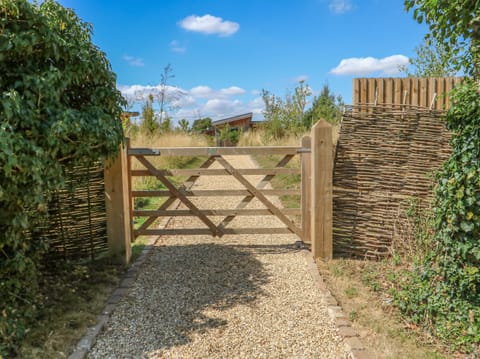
xmin=301 ymin=136 xmax=312 ymax=243
xmin=352 ymin=77 xmax=461 ymax=110
xmin=311 ymin=120 xmax=333 ymax=260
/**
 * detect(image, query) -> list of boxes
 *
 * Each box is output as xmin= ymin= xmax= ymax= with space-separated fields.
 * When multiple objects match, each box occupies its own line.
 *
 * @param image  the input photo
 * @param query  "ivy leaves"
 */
xmin=397 ymin=80 xmax=480 ymax=352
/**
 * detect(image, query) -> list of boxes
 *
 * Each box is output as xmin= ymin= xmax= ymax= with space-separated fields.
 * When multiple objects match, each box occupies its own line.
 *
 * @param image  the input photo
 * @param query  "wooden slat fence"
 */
xmin=353 ymin=77 xmax=463 ymax=110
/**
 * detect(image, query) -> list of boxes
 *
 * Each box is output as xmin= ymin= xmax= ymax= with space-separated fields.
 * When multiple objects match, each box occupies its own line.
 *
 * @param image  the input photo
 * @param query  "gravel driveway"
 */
xmin=88 ymin=155 xmax=349 ymax=358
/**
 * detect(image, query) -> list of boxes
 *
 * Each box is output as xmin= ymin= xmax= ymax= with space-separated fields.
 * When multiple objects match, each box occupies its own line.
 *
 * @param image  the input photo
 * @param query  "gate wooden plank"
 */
xmin=134 ymin=208 xmax=302 ymax=216
xmin=135 ymin=155 xmax=216 ymax=234
xmin=217 ymin=154 xmax=295 ymax=230
xmin=215 ymin=156 xmax=303 ymax=239
xmin=135 ymin=228 xmax=293 ymax=236
xmin=129 ymin=146 xmax=302 ymax=157
xmin=132 ymin=189 xmax=301 ymax=197
xmin=136 ymin=155 xmax=221 ymax=237
xmin=131 ymin=168 xmax=299 ymax=177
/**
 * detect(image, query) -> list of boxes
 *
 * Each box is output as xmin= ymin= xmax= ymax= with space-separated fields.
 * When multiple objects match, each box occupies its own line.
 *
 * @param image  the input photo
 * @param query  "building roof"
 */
xmin=212 ymin=112 xmax=253 ymax=127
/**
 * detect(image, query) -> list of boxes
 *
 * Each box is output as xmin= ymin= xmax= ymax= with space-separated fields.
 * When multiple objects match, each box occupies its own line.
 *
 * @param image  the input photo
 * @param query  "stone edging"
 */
xmin=301 ymin=250 xmax=372 ymax=359
xmin=67 ymin=242 xmax=157 ymax=359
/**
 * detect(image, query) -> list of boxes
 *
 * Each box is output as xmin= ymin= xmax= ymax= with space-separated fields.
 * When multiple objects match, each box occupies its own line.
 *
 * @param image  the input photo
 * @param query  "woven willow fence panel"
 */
xmin=333 ymin=104 xmax=451 ymax=258
xmin=37 ymin=163 xmax=108 ymax=261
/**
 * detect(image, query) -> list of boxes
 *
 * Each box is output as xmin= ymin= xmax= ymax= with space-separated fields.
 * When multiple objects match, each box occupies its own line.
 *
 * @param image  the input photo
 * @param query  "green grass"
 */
xmin=254 ymin=154 xmax=301 ymax=210
xmin=18 ymin=257 xmax=123 ymax=358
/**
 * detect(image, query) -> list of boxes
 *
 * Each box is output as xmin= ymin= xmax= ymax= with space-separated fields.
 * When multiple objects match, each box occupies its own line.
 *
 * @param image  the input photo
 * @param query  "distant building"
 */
xmin=212 ymin=112 xmax=253 ymax=132
xmin=210 ymin=112 xmax=254 ymax=146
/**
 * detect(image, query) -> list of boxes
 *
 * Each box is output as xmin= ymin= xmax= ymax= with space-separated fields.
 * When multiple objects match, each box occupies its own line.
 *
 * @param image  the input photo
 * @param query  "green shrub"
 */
xmin=0 ymin=0 xmax=125 ymax=355
xmin=395 ymin=80 xmax=480 ymax=353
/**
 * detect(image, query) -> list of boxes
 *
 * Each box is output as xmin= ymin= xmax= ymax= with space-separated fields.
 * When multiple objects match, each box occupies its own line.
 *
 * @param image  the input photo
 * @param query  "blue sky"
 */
xmin=57 ymin=0 xmax=427 ymax=123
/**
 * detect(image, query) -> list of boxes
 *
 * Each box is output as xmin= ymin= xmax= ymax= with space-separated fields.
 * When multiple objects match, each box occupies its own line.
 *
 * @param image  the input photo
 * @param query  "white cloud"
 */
xmin=123 ymin=55 xmax=144 ymax=67
xmin=169 ymin=40 xmax=186 ymax=54
xmin=190 ymin=86 xmax=245 ymax=99
xmin=330 ymin=55 xmax=409 ymax=76
xmin=118 ymin=84 xmax=186 ymax=103
xmin=329 ymin=0 xmax=353 ymax=14
xmin=179 ymin=14 xmax=239 ymax=37
xmin=119 ymin=83 xmax=257 ymax=122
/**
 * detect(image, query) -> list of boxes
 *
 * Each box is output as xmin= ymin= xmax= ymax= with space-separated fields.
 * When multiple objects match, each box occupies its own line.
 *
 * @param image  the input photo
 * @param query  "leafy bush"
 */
xmin=0 ymin=0 xmax=125 ymax=355
xmin=395 ymin=80 xmax=480 ymax=353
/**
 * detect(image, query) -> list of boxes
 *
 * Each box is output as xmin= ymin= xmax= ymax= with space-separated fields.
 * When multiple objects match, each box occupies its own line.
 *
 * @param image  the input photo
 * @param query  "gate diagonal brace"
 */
xmin=136 ymin=155 xmax=222 ymax=237
xmin=136 ymin=155 xmax=216 ymax=234
xmin=217 ymin=154 xmax=294 ymax=231
xmin=215 ymin=156 xmax=303 ymax=239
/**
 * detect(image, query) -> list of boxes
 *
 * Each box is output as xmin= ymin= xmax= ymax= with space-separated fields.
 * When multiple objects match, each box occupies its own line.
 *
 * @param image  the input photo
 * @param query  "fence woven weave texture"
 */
xmin=333 ymin=104 xmax=451 ymax=258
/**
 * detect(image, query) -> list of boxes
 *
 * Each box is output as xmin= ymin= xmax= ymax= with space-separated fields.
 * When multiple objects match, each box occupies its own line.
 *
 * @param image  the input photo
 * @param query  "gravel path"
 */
xmin=88 ymin=155 xmax=348 ymax=359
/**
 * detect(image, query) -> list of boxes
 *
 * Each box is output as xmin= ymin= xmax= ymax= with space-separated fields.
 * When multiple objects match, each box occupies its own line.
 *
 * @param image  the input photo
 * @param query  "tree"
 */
xmin=160 ymin=117 xmax=173 ymax=133
xmin=191 ymin=117 xmax=213 ymax=133
xmin=303 ymin=84 xmax=344 ymax=127
xmin=261 ymin=81 xmax=342 ymax=138
xmin=140 ymin=94 xmax=159 ymax=134
xmin=401 ymin=38 xmax=457 ymax=77
xmin=405 ymin=0 xmax=480 ymax=77
xmin=156 ymin=63 xmax=177 ymax=124
xmin=0 ymin=0 xmax=125 ymax=354
xmin=177 ymin=119 xmax=190 ymax=133
xmin=261 ymin=80 xmax=312 ymax=138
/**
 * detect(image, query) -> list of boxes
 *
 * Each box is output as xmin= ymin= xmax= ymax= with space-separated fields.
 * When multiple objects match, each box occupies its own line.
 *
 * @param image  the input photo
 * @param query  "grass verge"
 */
xmin=18 ymin=257 xmax=124 ymax=358
xmin=317 ymin=259 xmax=448 ymax=359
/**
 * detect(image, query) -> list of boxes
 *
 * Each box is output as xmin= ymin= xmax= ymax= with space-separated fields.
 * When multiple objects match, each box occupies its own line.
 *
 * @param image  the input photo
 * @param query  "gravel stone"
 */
xmin=88 ymin=155 xmax=349 ymax=359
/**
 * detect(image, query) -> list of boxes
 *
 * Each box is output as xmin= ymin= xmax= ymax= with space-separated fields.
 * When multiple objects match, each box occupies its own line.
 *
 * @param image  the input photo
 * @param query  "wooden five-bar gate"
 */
xmin=104 ymin=120 xmax=333 ymax=264
xmin=129 ymin=146 xmax=304 ymax=239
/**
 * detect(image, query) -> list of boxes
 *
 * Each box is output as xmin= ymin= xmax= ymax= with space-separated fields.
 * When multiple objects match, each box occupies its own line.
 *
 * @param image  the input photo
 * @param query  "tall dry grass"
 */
xmin=238 ymin=125 xmax=340 ymax=168
xmin=238 ymin=125 xmax=340 ymax=147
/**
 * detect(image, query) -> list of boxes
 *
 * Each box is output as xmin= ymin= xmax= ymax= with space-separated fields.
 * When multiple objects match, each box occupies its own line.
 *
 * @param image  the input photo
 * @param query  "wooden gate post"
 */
xmin=104 ymin=141 xmax=132 ymax=264
xmin=301 ymin=136 xmax=312 ymax=243
xmin=311 ymin=120 xmax=333 ymax=260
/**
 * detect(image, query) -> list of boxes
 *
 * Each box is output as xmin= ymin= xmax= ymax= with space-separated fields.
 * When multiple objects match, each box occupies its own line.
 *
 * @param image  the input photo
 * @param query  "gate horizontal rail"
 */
xmin=131 ymin=189 xmax=300 ymax=197
xmin=128 ymin=146 xmax=305 ymax=156
xmin=131 ymin=168 xmax=300 ymax=176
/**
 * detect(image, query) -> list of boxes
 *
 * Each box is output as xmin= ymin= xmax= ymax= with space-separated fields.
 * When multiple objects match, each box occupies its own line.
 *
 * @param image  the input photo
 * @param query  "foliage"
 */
xmin=261 ymin=81 xmax=342 ymax=140
xmin=261 ymin=80 xmax=311 ymax=138
xmin=404 ymin=0 xmax=480 ymax=77
xmin=0 ymin=0 xmax=125 ymax=355
xmin=140 ymin=94 xmax=159 ymax=134
xmin=303 ymin=84 xmax=344 ymax=127
xmin=177 ymin=118 xmax=190 ymax=133
xmin=395 ymin=79 xmax=480 ymax=352
xmin=401 ymin=38 xmax=457 ymax=77
xmin=191 ymin=117 xmax=213 ymax=134
xmin=217 ymin=124 xmax=240 ymax=146
xmin=160 ymin=117 xmax=173 ymax=133
xmin=396 ymin=1 xmax=480 ymax=352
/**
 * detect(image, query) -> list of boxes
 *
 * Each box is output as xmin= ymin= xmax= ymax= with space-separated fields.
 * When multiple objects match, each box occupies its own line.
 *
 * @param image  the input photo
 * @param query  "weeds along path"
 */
xmin=88 ymin=155 xmax=348 ymax=359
